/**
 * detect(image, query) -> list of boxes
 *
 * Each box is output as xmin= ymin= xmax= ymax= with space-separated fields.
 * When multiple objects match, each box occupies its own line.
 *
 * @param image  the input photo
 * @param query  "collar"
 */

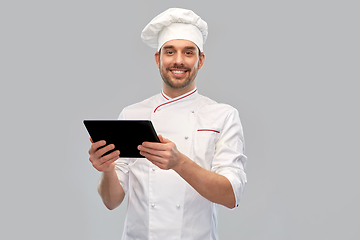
xmin=155 ymin=88 xmax=198 ymax=113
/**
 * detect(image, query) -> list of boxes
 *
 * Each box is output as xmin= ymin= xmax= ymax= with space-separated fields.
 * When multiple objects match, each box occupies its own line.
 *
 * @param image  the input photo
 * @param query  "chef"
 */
xmin=88 ymin=8 xmax=247 ymax=240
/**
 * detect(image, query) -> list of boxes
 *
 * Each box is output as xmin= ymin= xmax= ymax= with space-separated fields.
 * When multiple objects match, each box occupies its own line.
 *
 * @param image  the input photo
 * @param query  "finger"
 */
xmin=138 ymin=145 xmax=164 ymax=158
xmin=96 ymin=144 xmax=116 ymax=158
xmin=140 ymin=151 xmax=164 ymax=164
xmin=100 ymin=151 xmax=120 ymax=166
xmin=94 ymin=150 xmax=120 ymax=168
xmin=89 ymin=140 xmax=106 ymax=154
xmin=141 ymin=141 xmax=168 ymax=151
xmin=95 ymin=155 xmax=119 ymax=171
xmin=150 ymin=160 xmax=167 ymax=170
xmin=147 ymin=157 xmax=168 ymax=170
xmin=90 ymin=137 xmax=93 ymax=143
xmin=98 ymin=160 xmax=116 ymax=171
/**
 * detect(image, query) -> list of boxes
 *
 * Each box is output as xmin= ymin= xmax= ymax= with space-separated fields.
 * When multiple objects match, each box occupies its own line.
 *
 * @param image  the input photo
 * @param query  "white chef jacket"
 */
xmin=115 ymin=88 xmax=247 ymax=240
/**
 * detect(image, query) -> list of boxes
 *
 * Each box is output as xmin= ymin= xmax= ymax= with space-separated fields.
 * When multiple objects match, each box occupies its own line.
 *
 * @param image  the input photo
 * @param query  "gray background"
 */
xmin=1 ymin=0 xmax=359 ymax=239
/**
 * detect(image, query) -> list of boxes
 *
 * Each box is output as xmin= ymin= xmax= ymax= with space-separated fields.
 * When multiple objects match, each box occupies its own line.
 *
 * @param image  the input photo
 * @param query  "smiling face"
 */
xmin=155 ymin=39 xmax=205 ymax=98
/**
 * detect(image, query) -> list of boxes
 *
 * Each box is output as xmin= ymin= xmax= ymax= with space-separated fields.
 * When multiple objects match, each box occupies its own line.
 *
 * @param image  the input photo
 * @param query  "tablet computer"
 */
xmin=83 ymin=120 xmax=160 ymax=158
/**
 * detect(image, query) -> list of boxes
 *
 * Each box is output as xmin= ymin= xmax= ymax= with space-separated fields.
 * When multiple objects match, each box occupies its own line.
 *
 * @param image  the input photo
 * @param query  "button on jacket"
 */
xmin=115 ymin=88 xmax=247 ymax=240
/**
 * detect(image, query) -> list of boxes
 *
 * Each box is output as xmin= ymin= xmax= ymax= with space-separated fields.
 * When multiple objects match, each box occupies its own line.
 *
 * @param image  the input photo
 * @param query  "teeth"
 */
xmin=172 ymin=70 xmax=185 ymax=74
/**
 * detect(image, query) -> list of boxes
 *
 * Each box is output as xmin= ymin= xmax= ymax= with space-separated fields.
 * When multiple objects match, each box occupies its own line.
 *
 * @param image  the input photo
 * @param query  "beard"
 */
xmin=159 ymin=63 xmax=199 ymax=90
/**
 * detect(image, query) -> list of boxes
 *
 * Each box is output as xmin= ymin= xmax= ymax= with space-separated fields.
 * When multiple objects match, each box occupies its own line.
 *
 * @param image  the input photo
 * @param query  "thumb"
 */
xmin=158 ymin=134 xmax=171 ymax=143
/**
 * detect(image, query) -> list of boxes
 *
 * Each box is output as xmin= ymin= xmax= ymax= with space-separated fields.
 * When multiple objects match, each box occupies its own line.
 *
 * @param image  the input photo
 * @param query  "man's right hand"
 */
xmin=88 ymin=138 xmax=120 ymax=172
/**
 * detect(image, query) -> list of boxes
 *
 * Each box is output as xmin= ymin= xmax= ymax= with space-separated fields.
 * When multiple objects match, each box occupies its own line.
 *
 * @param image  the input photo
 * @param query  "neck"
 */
xmin=162 ymin=80 xmax=197 ymax=98
xmin=162 ymin=85 xmax=197 ymax=98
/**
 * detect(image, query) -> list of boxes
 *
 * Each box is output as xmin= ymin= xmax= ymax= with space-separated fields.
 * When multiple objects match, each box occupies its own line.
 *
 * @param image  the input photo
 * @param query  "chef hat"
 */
xmin=141 ymin=8 xmax=208 ymax=52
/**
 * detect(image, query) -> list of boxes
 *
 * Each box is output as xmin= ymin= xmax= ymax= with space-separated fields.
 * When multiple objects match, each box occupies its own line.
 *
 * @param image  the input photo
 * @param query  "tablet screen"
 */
xmin=84 ymin=120 xmax=160 ymax=158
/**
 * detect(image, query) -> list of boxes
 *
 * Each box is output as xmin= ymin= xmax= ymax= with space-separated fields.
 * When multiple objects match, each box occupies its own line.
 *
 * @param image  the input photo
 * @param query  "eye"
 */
xmin=166 ymin=51 xmax=174 ymax=55
xmin=185 ymin=51 xmax=193 ymax=55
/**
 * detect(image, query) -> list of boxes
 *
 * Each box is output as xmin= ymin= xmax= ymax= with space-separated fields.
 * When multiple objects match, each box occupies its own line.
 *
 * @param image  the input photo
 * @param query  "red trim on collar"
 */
xmin=154 ymin=89 xmax=197 ymax=113
xmin=197 ymin=129 xmax=220 ymax=133
xmin=161 ymin=91 xmax=169 ymax=100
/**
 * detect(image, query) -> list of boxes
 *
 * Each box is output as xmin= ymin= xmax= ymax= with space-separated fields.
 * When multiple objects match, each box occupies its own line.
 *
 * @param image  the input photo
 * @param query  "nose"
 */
xmin=174 ymin=52 xmax=184 ymax=66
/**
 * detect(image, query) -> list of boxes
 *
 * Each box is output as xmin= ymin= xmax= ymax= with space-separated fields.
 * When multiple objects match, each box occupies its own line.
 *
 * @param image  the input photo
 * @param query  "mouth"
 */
xmin=170 ymin=69 xmax=188 ymax=77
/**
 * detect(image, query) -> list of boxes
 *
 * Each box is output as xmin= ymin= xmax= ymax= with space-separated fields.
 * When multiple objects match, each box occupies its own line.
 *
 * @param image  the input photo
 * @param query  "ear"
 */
xmin=155 ymin=52 xmax=160 ymax=69
xmin=198 ymin=52 xmax=205 ymax=70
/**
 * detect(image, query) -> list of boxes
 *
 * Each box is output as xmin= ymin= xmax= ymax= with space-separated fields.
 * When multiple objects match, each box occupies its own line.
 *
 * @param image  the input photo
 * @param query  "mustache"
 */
xmin=168 ymin=64 xmax=190 ymax=70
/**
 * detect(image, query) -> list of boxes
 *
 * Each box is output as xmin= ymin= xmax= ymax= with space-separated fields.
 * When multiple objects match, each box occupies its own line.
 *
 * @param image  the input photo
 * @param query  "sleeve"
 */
xmin=114 ymin=110 xmax=130 ymax=194
xmin=211 ymin=108 xmax=247 ymax=208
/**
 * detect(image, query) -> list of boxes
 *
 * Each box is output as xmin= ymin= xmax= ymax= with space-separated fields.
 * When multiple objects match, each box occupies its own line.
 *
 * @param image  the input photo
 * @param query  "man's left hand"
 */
xmin=138 ymin=135 xmax=183 ymax=170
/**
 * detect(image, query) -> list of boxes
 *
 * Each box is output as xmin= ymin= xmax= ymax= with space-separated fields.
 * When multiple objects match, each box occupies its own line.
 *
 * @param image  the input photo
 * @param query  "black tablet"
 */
xmin=83 ymin=120 xmax=160 ymax=158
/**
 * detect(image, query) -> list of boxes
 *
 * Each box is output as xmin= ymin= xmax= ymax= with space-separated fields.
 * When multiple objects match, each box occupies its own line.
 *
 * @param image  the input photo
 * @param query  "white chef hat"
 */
xmin=141 ymin=8 xmax=208 ymax=52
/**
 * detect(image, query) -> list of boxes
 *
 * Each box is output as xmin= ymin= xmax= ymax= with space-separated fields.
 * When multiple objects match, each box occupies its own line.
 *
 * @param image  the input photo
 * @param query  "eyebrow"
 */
xmin=184 ymin=46 xmax=197 ymax=51
xmin=162 ymin=45 xmax=197 ymax=51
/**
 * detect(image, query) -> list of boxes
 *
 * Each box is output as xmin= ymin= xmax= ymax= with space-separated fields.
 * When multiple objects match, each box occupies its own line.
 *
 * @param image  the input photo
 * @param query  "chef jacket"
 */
xmin=115 ymin=88 xmax=247 ymax=240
